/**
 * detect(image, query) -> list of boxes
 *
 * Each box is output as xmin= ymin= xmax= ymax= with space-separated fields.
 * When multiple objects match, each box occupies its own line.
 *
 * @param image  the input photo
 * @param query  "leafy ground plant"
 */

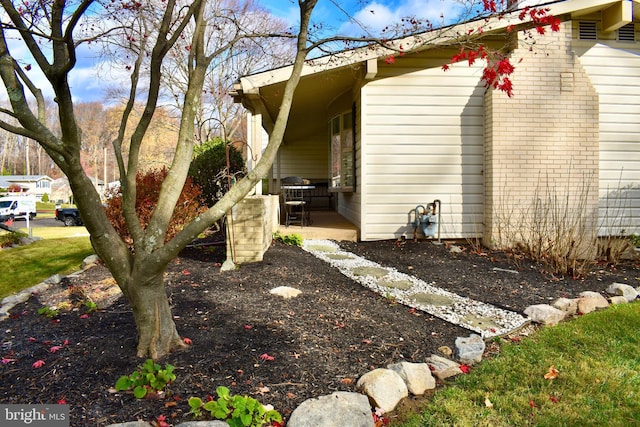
xmin=188 ymin=386 xmax=282 ymax=427
xmin=272 ymin=232 xmax=303 ymax=246
xmin=115 ymin=359 xmax=176 ymax=399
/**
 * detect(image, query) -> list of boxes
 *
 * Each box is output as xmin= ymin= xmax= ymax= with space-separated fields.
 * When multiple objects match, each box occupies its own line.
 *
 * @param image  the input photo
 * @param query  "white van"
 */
xmin=0 ymin=195 xmax=37 ymax=222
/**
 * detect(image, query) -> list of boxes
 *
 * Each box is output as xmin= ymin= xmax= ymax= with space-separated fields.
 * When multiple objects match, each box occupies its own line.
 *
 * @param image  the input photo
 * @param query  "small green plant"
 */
xmin=630 ymin=233 xmax=640 ymax=248
xmin=273 ymin=232 xmax=303 ymax=246
xmin=115 ymin=359 xmax=176 ymax=399
xmin=84 ymin=300 xmax=97 ymax=313
xmin=188 ymin=386 xmax=282 ymax=427
xmin=37 ymin=306 xmax=59 ymax=318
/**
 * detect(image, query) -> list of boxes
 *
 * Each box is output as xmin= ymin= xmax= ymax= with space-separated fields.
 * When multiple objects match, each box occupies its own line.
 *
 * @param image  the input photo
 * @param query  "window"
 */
xmin=618 ymin=23 xmax=635 ymax=42
xmin=329 ymin=111 xmax=354 ymax=191
xmin=578 ymin=21 xmax=597 ymax=40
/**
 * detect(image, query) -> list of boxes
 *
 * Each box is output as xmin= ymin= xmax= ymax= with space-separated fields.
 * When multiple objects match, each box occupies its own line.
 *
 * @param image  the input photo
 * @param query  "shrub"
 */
xmin=189 ymin=138 xmax=245 ymax=206
xmin=0 ymin=231 xmax=26 ymax=248
xmin=273 ymin=232 xmax=303 ymax=246
xmin=41 ymin=193 xmax=49 ymax=203
xmin=104 ymin=167 xmax=206 ymax=249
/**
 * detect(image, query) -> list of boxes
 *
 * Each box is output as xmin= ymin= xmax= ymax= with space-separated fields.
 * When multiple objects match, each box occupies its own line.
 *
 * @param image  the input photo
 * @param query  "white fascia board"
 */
xmin=238 ymin=0 xmax=623 ymax=91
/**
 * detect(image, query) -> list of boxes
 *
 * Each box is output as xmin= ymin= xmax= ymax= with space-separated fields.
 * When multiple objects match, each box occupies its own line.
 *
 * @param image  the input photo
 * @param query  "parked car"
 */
xmin=0 ymin=195 xmax=37 ymax=222
xmin=55 ymin=206 xmax=84 ymax=226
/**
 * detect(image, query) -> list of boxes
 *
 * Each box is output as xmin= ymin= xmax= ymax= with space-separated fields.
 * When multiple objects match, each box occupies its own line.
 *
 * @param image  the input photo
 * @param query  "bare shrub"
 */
xmin=493 ymin=170 xmax=597 ymax=278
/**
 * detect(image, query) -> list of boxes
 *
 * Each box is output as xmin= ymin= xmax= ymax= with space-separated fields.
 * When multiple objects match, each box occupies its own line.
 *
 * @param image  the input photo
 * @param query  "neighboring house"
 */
xmin=51 ymin=176 xmax=110 ymax=203
xmin=0 ymin=175 xmax=53 ymax=200
xmin=233 ymin=0 xmax=640 ymax=243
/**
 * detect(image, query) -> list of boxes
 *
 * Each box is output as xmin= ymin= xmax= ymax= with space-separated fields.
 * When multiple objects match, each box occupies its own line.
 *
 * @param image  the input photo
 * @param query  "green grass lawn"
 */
xmin=0 ymin=236 xmax=94 ymax=299
xmin=395 ymin=302 xmax=640 ymax=427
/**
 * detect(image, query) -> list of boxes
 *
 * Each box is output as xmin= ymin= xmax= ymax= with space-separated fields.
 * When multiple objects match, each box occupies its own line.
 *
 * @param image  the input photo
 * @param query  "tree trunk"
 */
xmin=125 ymin=272 xmax=187 ymax=359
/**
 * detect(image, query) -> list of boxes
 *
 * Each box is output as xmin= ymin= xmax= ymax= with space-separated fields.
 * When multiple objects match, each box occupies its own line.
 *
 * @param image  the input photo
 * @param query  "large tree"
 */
xmin=0 ymin=0 xmax=556 ymax=359
xmin=0 ymin=0 xmax=315 ymax=359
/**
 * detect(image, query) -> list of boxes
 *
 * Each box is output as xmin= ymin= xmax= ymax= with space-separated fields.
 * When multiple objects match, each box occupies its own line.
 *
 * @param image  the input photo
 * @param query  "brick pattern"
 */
xmin=227 ymin=195 xmax=279 ymax=264
xmin=483 ymin=23 xmax=600 ymax=247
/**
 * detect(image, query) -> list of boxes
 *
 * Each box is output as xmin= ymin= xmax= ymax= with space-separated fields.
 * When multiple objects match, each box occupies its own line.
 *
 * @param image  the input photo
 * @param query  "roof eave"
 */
xmin=235 ymin=0 xmax=626 ymax=94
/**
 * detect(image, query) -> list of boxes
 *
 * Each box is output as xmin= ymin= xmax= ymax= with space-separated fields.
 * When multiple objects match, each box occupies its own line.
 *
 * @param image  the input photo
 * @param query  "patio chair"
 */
xmin=282 ymin=177 xmax=309 ymax=226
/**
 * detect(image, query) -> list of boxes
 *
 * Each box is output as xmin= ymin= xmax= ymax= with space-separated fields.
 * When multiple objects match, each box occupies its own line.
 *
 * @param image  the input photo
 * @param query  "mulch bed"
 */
xmin=1 ymin=239 xmax=638 ymax=426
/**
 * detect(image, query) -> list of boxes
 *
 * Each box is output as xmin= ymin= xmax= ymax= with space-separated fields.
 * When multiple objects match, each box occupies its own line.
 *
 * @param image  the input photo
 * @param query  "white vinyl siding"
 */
xmin=575 ymin=42 xmax=640 ymax=236
xmin=273 ymin=136 xmax=328 ymax=182
xmin=360 ymin=61 xmax=485 ymax=241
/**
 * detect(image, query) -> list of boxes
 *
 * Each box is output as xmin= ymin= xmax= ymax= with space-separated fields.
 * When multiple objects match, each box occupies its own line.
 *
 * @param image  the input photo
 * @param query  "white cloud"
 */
xmin=339 ymin=0 xmax=466 ymax=36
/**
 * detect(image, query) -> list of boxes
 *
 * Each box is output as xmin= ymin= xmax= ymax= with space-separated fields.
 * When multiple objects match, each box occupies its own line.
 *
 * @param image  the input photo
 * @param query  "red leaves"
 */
xmin=385 ymin=56 xmax=395 ymax=65
xmin=182 ymin=337 xmax=192 ymax=345
xmin=156 ymin=414 xmax=169 ymax=427
xmin=32 ymin=360 xmax=45 ymax=369
xmin=259 ymin=353 xmax=275 ymax=361
xmin=440 ymin=6 xmax=560 ymax=97
xmin=459 ymin=364 xmax=471 ymax=374
xmin=50 ymin=345 xmax=63 ymax=353
xmin=482 ymin=0 xmax=497 ymax=13
xmin=244 ymin=324 xmax=253 ymax=330
xmin=79 ymin=314 xmax=89 ymax=319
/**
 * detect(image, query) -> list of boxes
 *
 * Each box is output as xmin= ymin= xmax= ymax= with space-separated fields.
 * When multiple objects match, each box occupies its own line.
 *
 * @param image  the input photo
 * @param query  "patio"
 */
xmin=277 ymin=210 xmax=358 ymax=242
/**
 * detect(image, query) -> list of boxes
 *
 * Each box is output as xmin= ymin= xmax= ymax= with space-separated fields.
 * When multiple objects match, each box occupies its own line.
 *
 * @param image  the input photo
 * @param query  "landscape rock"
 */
xmin=455 ymin=334 xmax=485 ymax=364
xmin=577 ymin=291 xmax=609 ymax=314
xmin=269 ymin=286 xmax=302 ymax=299
xmin=524 ymin=304 xmax=566 ymax=326
xmin=105 ymin=422 xmax=153 ymax=427
xmin=425 ymin=354 xmax=463 ymax=380
xmin=609 ymin=296 xmax=628 ymax=305
xmin=287 ymin=391 xmax=373 ymax=427
xmin=82 ymin=254 xmax=100 ymax=268
xmin=551 ymin=297 xmax=578 ymax=316
xmin=606 ymin=283 xmax=638 ymax=302
xmin=44 ymin=274 xmax=63 ymax=285
xmin=357 ymin=368 xmax=408 ymax=413
xmin=387 ymin=361 xmax=436 ymax=395
xmin=174 ymin=422 xmax=229 ymax=427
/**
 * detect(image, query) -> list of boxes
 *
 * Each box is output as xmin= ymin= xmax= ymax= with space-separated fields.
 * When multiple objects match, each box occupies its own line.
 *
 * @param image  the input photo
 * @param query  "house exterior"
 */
xmin=233 ymin=0 xmax=640 ymax=244
xmin=0 ymin=175 xmax=53 ymax=200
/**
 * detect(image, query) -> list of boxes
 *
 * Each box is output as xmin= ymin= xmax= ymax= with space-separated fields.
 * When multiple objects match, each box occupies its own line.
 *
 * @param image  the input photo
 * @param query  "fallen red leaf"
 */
xmin=459 ymin=364 xmax=471 ymax=373
xmin=259 ymin=353 xmax=275 ymax=361
xmin=183 ymin=337 xmax=192 ymax=345
xmin=32 ymin=360 xmax=45 ymax=368
xmin=244 ymin=324 xmax=253 ymax=330
xmin=79 ymin=314 xmax=89 ymax=319
xmin=549 ymin=395 xmax=559 ymax=403
xmin=529 ymin=399 xmax=536 ymax=408
xmin=50 ymin=346 xmax=63 ymax=353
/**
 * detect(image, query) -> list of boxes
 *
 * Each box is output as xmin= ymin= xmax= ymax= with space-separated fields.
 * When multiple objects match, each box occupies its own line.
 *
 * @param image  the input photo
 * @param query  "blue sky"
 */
xmin=4 ymin=0 xmax=465 ymax=104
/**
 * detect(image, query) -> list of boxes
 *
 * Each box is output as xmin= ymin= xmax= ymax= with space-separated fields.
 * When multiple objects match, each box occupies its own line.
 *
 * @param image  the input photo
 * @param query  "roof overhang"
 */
xmin=231 ymin=0 xmax=637 ymax=140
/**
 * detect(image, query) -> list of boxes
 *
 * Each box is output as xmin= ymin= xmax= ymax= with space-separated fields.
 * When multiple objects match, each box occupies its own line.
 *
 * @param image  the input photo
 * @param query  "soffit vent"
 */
xmin=618 ymin=23 xmax=636 ymax=42
xmin=579 ymin=21 xmax=598 ymax=40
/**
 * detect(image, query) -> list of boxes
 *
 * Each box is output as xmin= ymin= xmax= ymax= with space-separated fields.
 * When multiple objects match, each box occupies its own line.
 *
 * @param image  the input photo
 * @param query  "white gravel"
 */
xmin=303 ymin=239 xmax=529 ymax=338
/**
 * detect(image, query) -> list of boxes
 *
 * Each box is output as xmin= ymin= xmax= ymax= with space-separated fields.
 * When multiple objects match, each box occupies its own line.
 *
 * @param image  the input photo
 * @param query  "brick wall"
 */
xmin=227 ymin=195 xmax=279 ymax=264
xmin=483 ymin=23 xmax=600 ymax=251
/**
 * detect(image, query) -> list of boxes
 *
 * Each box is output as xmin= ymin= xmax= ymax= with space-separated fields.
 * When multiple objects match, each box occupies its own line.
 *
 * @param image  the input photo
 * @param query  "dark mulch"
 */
xmin=1 ymin=239 xmax=638 ymax=426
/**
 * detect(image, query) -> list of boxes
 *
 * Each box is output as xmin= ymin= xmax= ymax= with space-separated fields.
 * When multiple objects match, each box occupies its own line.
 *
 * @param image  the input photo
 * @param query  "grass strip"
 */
xmin=0 ymin=237 xmax=94 ymax=299
xmin=396 ymin=302 xmax=640 ymax=427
